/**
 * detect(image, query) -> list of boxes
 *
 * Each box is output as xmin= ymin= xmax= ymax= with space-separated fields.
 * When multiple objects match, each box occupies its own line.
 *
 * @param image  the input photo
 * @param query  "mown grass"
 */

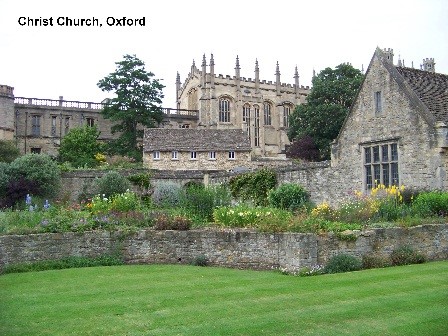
xmin=1 ymin=261 xmax=447 ymax=335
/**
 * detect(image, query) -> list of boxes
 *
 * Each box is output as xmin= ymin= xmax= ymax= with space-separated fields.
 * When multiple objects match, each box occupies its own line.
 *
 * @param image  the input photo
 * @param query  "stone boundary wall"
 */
xmin=1 ymin=224 xmax=447 ymax=272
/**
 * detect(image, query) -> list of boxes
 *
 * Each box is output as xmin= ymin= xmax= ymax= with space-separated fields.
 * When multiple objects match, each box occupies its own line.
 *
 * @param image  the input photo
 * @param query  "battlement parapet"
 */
xmin=14 ymin=97 xmax=104 ymax=110
xmin=0 ymin=85 xmax=14 ymax=97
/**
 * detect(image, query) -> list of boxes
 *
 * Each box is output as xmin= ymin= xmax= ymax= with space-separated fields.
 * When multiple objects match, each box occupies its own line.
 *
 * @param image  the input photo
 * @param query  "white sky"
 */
xmin=1 ymin=0 xmax=447 ymax=108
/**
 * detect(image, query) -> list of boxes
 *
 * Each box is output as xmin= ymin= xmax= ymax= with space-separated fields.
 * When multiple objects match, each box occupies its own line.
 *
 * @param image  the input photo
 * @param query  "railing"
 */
xmin=14 ymin=97 xmax=104 ymax=110
xmin=162 ymin=108 xmax=199 ymax=117
xmin=14 ymin=97 xmax=199 ymax=117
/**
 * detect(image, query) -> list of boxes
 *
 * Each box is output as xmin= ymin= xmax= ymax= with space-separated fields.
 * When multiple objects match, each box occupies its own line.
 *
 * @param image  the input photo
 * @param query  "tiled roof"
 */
xmin=395 ymin=67 xmax=448 ymax=123
xmin=143 ymin=128 xmax=251 ymax=152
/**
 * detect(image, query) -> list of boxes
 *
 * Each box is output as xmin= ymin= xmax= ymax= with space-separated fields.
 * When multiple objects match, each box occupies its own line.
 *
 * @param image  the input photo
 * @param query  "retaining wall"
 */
xmin=1 ymin=224 xmax=447 ymax=271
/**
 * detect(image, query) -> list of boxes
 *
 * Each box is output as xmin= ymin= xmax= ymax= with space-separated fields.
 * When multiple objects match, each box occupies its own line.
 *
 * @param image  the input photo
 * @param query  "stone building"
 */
xmin=143 ymin=128 xmax=251 ymax=171
xmin=0 ymin=89 xmax=199 ymax=157
xmin=331 ymin=47 xmax=448 ymax=192
xmin=174 ymin=55 xmax=310 ymax=157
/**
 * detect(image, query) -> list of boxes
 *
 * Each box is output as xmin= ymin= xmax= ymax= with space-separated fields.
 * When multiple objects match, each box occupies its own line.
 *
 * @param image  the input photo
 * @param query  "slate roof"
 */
xmin=395 ymin=66 xmax=448 ymax=124
xmin=144 ymin=128 xmax=251 ymax=152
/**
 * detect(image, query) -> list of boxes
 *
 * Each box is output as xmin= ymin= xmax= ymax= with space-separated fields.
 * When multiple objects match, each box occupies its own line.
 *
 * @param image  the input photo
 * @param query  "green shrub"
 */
xmin=191 ymin=255 xmax=208 ymax=267
xmin=268 ymin=183 xmax=309 ymax=211
xmin=324 ymin=254 xmax=362 ymax=274
xmin=0 ymin=162 xmax=11 ymax=199
xmin=181 ymin=185 xmax=231 ymax=222
xmin=362 ymin=254 xmax=391 ymax=269
xmin=152 ymin=181 xmax=183 ymax=207
xmin=213 ymin=205 xmax=292 ymax=229
xmin=411 ymin=191 xmax=448 ymax=217
xmin=390 ymin=246 xmax=426 ymax=266
xmin=229 ymin=168 xmax=277 ymax=206
xmin=0 ymin=140 xmax=20 ymax=163
xmin=1 ymin=254 xmax=124 ymax=274
xmin=127 ymin=172 xmax=151 ymax=189
xmin=59 ymin=126 xmax=104 ymax=168
xmin=153 ymin=213 xmax=191 ymax=230
xmin=94 ymin=171 xmax=131 ymax=197
xmin=9 ymin=154 xmax=61 ymax=198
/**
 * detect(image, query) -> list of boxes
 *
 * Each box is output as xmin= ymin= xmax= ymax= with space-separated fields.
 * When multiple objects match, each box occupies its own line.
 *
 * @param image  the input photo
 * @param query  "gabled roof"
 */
xmin=335 ymin=47 xmax=448 ymax=143
xmin=395 ymin=67 xmax=448 ymax=124
xmin=143 ymin=128 xmax=251 ymax=152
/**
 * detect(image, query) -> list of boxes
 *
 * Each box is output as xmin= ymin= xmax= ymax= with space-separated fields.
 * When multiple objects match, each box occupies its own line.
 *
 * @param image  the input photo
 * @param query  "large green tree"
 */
xmin=59 ymin=126 xmax=103 ymax=168
xmin=97 ymin=54 xmax=165 ymax=161
xmin=288 ymin=63 xmax=363 ymax=160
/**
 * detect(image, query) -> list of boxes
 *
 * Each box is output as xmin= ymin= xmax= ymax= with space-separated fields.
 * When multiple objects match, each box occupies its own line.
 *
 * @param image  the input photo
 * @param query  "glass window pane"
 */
xmin=382 ymin=164 xmax=390 ymax=187
xmin=373 ymin=146 xmax=380 ymax=162
xmin=391 ymin=163 xmax=399 ymax=185
xmin=381 ymin=145 xmax=389 ymax=162
xmin=373 ymin=165 xmax=381 ymax=185
xmin=391 ymin=144 xmax=398 ymax=161
xmin=365 ymin=147 xmax=371 ymax=163
xmin=366 ymin=166 xmax=372 ymax=190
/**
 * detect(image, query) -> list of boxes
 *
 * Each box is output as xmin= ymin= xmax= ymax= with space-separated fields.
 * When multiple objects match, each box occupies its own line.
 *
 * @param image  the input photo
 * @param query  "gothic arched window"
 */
xmin=283 ymin=104 xmax=292 ymax=128
xmin=243 ymin=103 xmax=251 ymax=140
xmin=264 ymin=102 xmax=272 ymax=125
xmin=188 ymin=88 xmax=198 ymax=110
xmin=219 ymin=97 xmax=231 ymax=122
xmin=254 ymin=105 xmax=260 ymax=147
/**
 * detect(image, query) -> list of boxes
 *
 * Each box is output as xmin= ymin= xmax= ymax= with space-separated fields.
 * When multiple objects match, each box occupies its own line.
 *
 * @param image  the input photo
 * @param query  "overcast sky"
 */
xmin=1 ymin=0 xmax=447 ymax=108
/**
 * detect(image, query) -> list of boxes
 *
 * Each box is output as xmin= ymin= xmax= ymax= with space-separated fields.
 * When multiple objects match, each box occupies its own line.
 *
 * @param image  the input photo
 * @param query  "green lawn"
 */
xmin=1 ymin=262 xmax=447 ymax=336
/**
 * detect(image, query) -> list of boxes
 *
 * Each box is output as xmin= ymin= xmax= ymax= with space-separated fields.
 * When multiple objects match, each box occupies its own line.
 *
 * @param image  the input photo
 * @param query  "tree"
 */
xmin=97 ymin=54 xmax=165 ymax=161
xmin=288 ymin=63 xmax=363 ymax=160
xmin=286 ymin=135 xmax=320 ymax=161
xmin=59 ymin=126 xmax=104 ymax=168
xmin=0 ymin=140 xmax=20 ymax=163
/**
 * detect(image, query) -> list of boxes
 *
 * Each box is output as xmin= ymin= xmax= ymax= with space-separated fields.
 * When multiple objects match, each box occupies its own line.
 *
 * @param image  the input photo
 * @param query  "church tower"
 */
xmin=0 ymin=84 xmax=15 ymax=141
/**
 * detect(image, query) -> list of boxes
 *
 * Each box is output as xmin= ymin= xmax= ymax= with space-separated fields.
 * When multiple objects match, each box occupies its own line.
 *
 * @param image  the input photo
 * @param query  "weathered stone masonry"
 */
xmin=1 ymin=225 xmax=447 ymax=271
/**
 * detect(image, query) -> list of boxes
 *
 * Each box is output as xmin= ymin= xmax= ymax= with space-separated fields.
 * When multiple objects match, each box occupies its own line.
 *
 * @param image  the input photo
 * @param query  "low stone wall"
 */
xmin=1 ymin=224 xmax=447 ymax=271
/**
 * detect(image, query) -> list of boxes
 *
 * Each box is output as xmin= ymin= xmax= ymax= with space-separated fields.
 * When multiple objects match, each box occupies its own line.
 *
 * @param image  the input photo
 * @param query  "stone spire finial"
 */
xmin=190 ymin=60 xmax=196 ymax=73
xmin=398 ymin=54 xmax=402 ymax=67
xmin=176 ymin=71 xmax=181 ymax=84
xmin=235 ymin=55 xmax=241 ymax=69
xmin=275 ymin=61 xmax=281 ymax=96
xmin=202 ymin=54 xmax=207 ymax=67
xmin=255 ymin=59 xmax=260 ymax=93
xmin=294 ymin=65 xmax=300 ymax=98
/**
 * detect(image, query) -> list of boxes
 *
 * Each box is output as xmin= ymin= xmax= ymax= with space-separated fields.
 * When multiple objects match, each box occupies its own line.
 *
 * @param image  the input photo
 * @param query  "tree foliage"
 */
xmin=59 ymin=126 xmax=103 ymax=168
xmin=97 ymin=54 xmax=165 ymax=161
xmin=288 ymin=63 xmax=363 ymax=160
xmin=229 ymin=168 xmax=277 ymax=206
xmin=286 ymin=135 xmax=320 ymax=161
xmin=0 ymin=140 xmax=20 ymax=163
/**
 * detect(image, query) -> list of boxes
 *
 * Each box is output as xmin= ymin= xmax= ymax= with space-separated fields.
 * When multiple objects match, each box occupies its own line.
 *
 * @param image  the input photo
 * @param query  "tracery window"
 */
xmin=219 ymin=98 xmax=230 ymax=122
xmin=243 ymin=104 xmax=251 ymax=140
xmin=263 ymin=102 xmax=272 ymax=125
xmin=283 ymin=104 xmax=292 ymax=128
xmin=188 ymin=88 xmax=198 ymax=111
xmin=254 ymin=105 xmax=260 ymax=147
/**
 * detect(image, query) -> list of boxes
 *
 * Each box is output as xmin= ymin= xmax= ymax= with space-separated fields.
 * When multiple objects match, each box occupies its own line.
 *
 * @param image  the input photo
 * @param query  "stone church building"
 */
xmin=171 ymin=55 xmax=310 ymax=157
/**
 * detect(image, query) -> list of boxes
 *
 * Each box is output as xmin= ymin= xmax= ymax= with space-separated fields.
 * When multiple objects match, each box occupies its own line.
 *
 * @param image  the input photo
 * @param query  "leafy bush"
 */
xmin=0 ymin=140 xmax=20 ymax=163
xmin=213 ymin=205 xmax=292 ymax=228
xmin=153 ymin=213 xmax=191 ymax=230
xmin=0 ymin=162 xmax=11 ymax=199
xmin=2 ymin=177 xmax=40 ymax=209
xmin=362 ymin=254 xmax=391 ymax=269
xmin=59 ymin=126 xmax=104 ymax=168
xmin=324 ymin=254 xmax=362 ymax=274
xmin=286 ymin=135 xmax=320 ymax=161
xmin=191 ymin=255 xmax=208 ymax=267
xmin=268 ymin=183 xmax=309 ymax=211
xmin=127 ymin=172 xmax=151 ymax=189
xmin=229 ymin=168 xmax=277 ymax=206
xmin=8 ymin=154 xmax=60 ymax=199
xmin=152 ymin=181 xmax=183 ymax=207
xmin=181 ymin=185 xmax=231 ymax=222
xmin=390 ymin=246 xmax=426 ymax=266
xmin=1 ymin=254 xmax=123 ymax=274
xmin=411 ymin=191 xmax=448 ymax=217
xmin=94 ymin=171 xmax=131 ymax=197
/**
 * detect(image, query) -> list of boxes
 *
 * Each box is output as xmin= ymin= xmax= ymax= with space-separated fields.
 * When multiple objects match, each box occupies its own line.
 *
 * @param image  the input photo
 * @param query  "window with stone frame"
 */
xmin=209 ymin=151 xmax=216 ymax=160
xmin=263 ymin=102 xmax=272 ymax=125
xmin=283 ymin=104 xmax=292 ymax=128
xmin=228 ymin=151 xmax=235 ymax=160
xmin=86 ymin=117 xmax=95 ymax=127
xmin=374 ymin=91 xmax=382 ymax=114
xmin=64 ymin=117 xmax=70 ymax=135
xmin=363 ymin=142 xmax=399 ymax=190
xmin=219 ymin=97 xmax=231 ymax=123
xmin=254 ymin=105 xmax=260 ymax=147
xmin=152 ymin=151 xmax=160 ymax=160
xmin=243 ymin=104 xmax=251 ymax=140
xmin=171 ymin=151 xmax=178 ymax=160
xmin=51 ymin=116 xmax=57 ymax=136
xmin=190 ymin=151 xmax=197 ymax=160
xmin=31 ymin=115 xmax=41 ymax=136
